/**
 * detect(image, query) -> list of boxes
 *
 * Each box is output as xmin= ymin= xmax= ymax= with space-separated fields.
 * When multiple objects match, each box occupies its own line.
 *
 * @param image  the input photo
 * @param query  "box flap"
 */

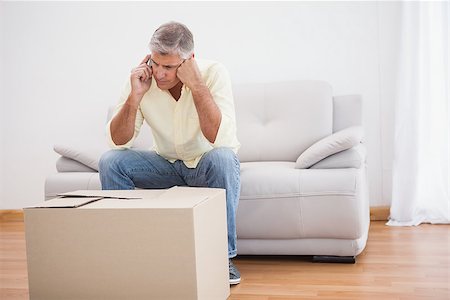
xmin=157 ymin=187 xmax=210 ymax=207
xmin=26 ymin=197 xmax=103 ymax=208
xmin=29 ymin=187 xmax=225 ymax=209
xmin=78 ymin=187 xmax=218 ymax=209
xmin=58 ymin=190 xmax=145 ymax=199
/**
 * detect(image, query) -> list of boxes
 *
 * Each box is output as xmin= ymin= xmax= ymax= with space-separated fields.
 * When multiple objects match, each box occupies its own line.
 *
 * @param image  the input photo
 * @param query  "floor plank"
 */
xmin=0 ymin=214 xmax=449 ymax=299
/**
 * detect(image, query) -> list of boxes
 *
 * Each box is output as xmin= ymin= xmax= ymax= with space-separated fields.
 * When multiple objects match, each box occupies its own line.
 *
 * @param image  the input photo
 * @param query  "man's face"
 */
xmin=150 ymin=52 xmax=184 ymax=90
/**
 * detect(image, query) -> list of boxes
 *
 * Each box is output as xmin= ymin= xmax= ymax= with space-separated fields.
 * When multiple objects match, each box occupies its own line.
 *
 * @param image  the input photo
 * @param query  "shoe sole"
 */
xmin=229 ymin=278 xmax=241 ymax=285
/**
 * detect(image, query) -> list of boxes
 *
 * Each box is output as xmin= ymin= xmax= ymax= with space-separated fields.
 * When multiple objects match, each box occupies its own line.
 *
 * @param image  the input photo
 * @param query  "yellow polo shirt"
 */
xmin=106 ymin=59 xmax=240 ymax=168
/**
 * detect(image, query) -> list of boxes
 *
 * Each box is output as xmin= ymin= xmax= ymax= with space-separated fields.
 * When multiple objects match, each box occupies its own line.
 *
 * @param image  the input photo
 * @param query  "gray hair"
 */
xmin=149 ymin=21 xmax=194 ymax=59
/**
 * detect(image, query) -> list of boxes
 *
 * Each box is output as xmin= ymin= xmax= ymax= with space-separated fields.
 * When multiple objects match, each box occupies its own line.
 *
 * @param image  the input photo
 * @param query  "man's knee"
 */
xmin=205 ymin=147 xmax=237 ymax=160
xmin=99 ymin=150 xmax=127 ymax=173
xmin=203 ymin=148 xmax=239 ymax=167
xmin=201 ymin=148 xmax=240 ymax=179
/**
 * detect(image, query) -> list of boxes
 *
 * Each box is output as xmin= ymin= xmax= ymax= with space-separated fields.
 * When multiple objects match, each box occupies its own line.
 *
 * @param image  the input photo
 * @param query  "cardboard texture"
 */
xmin=24 ymin=186 xmax=230 ymax=300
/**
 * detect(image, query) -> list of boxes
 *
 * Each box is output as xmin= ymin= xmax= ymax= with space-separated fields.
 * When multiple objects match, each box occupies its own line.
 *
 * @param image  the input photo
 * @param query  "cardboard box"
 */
xmin=24 ymin=187 xmax=230 ymax=300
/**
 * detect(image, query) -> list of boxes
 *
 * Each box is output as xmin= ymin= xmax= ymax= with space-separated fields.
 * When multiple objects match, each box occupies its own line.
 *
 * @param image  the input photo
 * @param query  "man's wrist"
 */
xmin=127 ymin=93 xmax=143 ymax=109
xmin=189 ymin=81 xmax=208 ymax=94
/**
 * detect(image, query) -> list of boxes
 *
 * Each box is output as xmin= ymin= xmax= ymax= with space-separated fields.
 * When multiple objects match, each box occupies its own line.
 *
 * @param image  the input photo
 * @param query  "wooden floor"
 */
xmin=1 ymin=212 xmax=449 ymax=300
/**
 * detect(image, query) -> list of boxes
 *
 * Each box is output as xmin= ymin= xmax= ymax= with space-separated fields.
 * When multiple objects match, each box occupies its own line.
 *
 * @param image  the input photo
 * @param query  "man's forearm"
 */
xmin=191 ymin=84 xmax=222 ymax=143
xmin=110 ymin=94 xmax=141 ymax=146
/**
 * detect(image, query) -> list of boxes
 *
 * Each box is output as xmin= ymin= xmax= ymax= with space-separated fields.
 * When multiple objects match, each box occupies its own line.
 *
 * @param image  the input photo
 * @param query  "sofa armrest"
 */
xmin=54 ymin=144 xmax=109 ymax=171
xmin=56 ymin=156 xmax=97 ymax=173
xmin=45 ymin=173 xmax=101 ymax=200
xmin=333 ymin=95 xmax=362 ymax=132
xmin=310 ymin=143 xmax=366 ymax=169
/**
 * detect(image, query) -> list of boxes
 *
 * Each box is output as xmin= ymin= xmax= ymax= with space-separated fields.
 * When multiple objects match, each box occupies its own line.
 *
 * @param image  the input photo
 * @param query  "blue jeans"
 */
xmin=98 ymin=147 xmax=240 ymax=258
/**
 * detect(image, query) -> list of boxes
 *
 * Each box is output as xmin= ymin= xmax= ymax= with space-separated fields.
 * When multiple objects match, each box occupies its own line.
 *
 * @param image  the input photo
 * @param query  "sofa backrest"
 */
xmin=234 ymin=80 xmax=333 ymax=162
xmin=108 ymin=81 xmax=362 ymax=162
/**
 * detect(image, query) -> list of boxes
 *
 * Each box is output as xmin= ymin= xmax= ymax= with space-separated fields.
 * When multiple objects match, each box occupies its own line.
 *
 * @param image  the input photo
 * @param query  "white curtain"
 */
xmin=388 ymin=1 xmax=449 ymax=226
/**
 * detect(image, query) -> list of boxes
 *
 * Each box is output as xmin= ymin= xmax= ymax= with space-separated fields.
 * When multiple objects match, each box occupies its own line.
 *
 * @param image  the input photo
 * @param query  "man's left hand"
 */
xmin=177 ymin=58 xmax=204 ymax=90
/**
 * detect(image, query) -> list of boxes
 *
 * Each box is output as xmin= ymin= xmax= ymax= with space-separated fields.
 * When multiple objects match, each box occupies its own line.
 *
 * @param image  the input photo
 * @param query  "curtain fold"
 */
xmin=388 ymin=1 xmax=449 ymax=226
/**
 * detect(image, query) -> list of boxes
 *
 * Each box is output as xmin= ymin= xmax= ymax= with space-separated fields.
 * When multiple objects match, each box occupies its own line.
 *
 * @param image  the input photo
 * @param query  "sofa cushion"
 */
xmin=234 ymin=81 xmax=333 ymax=162
xmin=238 ymin=161 xmax=364 ymax=240
xmin=295 ymin=126 xmax=363 ymax=169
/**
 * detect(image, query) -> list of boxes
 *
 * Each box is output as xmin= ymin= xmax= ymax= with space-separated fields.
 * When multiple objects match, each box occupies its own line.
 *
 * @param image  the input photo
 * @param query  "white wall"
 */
xmin=0 ymin=1 xmax=400 ymax=209
xmin=0 ymin=1 xmax=4 ymax=203
xmin=378 ymin=2 xmax=401 ymax=207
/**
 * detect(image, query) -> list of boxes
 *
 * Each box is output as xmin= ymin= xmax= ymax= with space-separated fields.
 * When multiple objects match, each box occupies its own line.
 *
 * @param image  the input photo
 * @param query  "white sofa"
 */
xmin=46 ymin=80 xmax=369 ymax=262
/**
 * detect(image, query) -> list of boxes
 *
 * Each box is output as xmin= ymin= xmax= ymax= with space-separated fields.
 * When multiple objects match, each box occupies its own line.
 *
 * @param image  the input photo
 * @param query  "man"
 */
xmin=98 ymin=21 xmax=241 ymax=285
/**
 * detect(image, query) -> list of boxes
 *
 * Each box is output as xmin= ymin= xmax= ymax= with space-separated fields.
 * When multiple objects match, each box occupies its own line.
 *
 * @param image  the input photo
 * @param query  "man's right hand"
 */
xmin=129 ymin=54 xmax=153 ymax=104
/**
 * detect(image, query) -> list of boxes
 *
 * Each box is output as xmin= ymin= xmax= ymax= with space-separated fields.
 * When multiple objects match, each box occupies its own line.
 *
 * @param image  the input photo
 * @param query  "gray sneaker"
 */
xmin=229 ymin=260 xmax=241 ymax=285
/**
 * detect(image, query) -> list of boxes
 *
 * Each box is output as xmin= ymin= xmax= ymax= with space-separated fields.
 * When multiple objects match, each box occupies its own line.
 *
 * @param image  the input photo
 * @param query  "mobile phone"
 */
xmin=147 ymin=57 xmax=152 ymax=67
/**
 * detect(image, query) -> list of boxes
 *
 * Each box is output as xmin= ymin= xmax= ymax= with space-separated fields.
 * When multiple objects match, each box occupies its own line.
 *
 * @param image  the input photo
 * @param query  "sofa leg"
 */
xmin=312 ymin=255 xmax=356 ymax=264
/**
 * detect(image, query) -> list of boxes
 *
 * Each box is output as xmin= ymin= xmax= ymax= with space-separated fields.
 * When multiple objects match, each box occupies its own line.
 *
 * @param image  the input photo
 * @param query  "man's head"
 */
xmin=149 ymin=21 xmax=194 ymax=90
xmin=149 ymin=21 xmax=194 ymax=59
